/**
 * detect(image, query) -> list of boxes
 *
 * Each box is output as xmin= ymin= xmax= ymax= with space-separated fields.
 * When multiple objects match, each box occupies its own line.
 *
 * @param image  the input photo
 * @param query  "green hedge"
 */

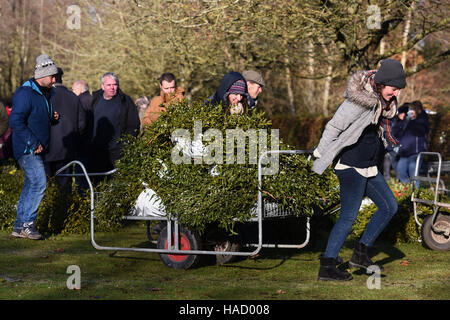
xmin=0 ymin=160 xmax=126 ymax=235
xmin=352 ymin=180 xmax=449 ymax=243
xmin=0 ymin=161 xmax=23 ymax=230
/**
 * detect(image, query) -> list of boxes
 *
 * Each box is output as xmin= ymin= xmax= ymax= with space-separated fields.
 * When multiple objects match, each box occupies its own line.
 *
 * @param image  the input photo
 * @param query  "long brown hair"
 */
xmin=409 ymin=100 xmax=424 ymax=115
xmin=375 ymin=83 xmax=384 ymax=100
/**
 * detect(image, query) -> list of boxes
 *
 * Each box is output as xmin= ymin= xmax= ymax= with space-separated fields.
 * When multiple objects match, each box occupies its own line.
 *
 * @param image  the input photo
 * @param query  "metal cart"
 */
xmin=411 ymin=151 xmax=450 ymax=251
xmin=56 ymin=150 xmax=336 ymax=269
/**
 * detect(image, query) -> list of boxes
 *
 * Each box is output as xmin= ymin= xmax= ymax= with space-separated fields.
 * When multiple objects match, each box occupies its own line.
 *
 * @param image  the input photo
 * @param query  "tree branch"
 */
xmin=405 ymin=49 xmax=450 ymax=76
xmin=375 ymin=16 xmax=450 ymax=62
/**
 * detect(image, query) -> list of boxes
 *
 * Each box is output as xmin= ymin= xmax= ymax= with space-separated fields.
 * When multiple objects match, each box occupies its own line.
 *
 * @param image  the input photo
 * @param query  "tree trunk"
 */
xmin=306 ymin=41 xmax=315 ymax=112
xmin=379 ymin=38 xmax=385 ymax=56
xmin=401 ymin=7 xmax=413 ymax=67
xmin=39 ymin=0 xmax=44 ymax=52
xmin=322 ymin=63 xmax=332 ymax=117
xmin=285 ymin=57 xmax=296 ymax=116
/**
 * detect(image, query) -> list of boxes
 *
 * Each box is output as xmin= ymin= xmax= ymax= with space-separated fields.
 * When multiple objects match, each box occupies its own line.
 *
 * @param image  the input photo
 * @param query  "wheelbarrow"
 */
xmin=411 ymin=151 xmax=450 ymax=251
xmin=56 ymin=150 xmax=337 ymax=269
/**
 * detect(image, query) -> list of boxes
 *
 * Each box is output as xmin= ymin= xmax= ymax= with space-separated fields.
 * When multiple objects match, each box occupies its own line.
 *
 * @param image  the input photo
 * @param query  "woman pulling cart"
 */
xmin=313 ymin=59 xmax=407 ymax=281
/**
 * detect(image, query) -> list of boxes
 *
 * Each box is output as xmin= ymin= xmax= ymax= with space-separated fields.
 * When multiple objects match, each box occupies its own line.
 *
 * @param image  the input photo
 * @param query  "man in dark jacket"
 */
xmin=72 ymin=80 xmax=94 ymax=157
xmin=89 ymin=72 xmax=140 ymax=175
xmin=72 ymin=80 xmax=94 ymax=191
xmin=9 ymin=54 xmax=59 ymax=240
xmin=44 ymin=68 xmax=86 ymax=191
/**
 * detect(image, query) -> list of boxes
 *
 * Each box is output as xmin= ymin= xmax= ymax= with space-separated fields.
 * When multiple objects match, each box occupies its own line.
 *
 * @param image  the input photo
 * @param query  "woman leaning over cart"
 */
xmin=312 ymin=59 xmax=406 ymax=281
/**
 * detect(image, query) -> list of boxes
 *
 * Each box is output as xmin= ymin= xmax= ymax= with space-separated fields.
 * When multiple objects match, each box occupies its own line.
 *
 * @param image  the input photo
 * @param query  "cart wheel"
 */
xmin=421 ymin=214 xmax=450 ymax=251
xmin=215 ymin=237 xmax=241 ymax=265
xmin=157 ymin=225 xmax=201 ymax=269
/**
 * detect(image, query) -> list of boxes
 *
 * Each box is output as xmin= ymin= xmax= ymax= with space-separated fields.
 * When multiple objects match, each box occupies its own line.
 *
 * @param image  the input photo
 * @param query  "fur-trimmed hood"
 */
xmin=344 ymin=70 xmax=397 ymax=120
xmin=343 ymin=70 xmax=379 ymax=109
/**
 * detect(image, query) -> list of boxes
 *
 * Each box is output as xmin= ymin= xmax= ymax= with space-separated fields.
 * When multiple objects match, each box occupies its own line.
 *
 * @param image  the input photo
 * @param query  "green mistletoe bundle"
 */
xmin=100 ymin=99 xmax=339 ymax=234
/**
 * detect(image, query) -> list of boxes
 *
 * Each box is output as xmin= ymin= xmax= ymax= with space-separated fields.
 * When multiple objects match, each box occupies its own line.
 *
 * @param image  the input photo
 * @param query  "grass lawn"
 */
xmin=0 ymin=222 xmax=448 ymax=301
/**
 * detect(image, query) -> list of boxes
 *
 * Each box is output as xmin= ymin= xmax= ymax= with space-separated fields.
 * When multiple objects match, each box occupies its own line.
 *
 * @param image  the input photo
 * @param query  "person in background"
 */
xmin=134 ymin=96 xmax=150 ymax=130
xmin=89 ymin=72 xmax=140 ymax=176
xmin=205 ymin=71 xmax=249 ymax=115
xmin=0 ymin=101 xmax=8 ymax=138
xmin=141 ymin=73 xmax=185 ymax=127
xmin=0 ymin=101 xmax=11 ymax=160
xmin=72 ymin=80 xmax=94 ymax=191
xmin=44 ymin=68 xmax=86 ymax=192
xmin=313 ymin=59 xmax=406 ymax=281
xmin=9 ymin=54 xmax=60 ymax=240
xmin=72 ymin=80 xmax=94 ymax=114
xmin=393 ymin=100 xmax=429 ymax=187
xmin=242 ymin=70 xmax=265 ymax=109
xmin=382 ymin=103 xmax=409 ymax=180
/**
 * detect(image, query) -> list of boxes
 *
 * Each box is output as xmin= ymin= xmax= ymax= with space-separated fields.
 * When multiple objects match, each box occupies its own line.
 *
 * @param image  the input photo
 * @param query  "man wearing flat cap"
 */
xmin=242 ymin=70 xmax=265 ymax=109
xmin=9 ymin=54 xmax=60 ymax=240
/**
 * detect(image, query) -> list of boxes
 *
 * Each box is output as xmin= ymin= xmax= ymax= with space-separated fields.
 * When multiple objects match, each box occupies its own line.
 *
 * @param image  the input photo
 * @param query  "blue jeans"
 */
xmin=396 ymin=154 xmax=421 ymax=187
xmin=323 ymin=169 xmax=398 ymax=259
xmin=14 ymin=153 xmax=47 ymax=228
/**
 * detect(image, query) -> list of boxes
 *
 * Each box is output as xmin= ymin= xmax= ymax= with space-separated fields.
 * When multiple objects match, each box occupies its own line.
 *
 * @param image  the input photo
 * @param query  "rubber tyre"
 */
xmin=157 ymin=225 xmax=202 ymax=269
xmin=421 ymin=214 xmax=450 ymax=251
xmin=215 ymin=237 xmax=241 ymax=265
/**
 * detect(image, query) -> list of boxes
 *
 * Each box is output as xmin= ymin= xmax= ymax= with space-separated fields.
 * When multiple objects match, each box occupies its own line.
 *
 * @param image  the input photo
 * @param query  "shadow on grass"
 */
xmin=104 ymin=240 xmax=162 ymax=263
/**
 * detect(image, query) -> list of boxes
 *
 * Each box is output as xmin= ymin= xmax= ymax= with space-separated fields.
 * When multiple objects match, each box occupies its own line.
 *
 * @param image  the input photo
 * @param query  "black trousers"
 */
xmin=44 ymin=159 xmax=72 ymax=193
xmin=87 ymin=147 xmax=121 ymax=185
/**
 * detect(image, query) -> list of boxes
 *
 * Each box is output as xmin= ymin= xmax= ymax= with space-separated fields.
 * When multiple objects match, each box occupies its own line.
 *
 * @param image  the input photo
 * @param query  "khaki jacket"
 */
xmin=142 ymin=87 xmax=185 ymax=126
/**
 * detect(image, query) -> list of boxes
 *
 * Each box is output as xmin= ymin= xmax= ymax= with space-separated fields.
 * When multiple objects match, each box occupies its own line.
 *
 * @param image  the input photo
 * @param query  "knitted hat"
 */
xmin=398 ymin=103 xmax=409 ymax=114
xmin=243 ymin=70 xmax=266 ymax=87
xmin=227 ymin=79 xmax=247 ymax=95
xmin=34 ymin=54 xmax=58 ymax=79
xmin=374 ymin=59 xmax=406 ymax=89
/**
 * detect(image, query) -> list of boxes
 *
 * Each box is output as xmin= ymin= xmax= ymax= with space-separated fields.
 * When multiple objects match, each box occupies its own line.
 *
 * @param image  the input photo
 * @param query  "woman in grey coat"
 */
xmin=313 ymin=59 xmax=406 ymax=281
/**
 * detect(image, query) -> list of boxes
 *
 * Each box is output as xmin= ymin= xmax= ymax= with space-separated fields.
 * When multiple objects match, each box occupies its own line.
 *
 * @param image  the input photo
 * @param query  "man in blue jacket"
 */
xmin=9 ymin=54 xmax=59 ymax=240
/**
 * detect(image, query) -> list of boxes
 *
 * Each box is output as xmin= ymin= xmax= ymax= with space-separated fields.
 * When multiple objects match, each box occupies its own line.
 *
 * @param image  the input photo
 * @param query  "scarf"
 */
xmin=362 ymin=70 xmax=399 ymax=147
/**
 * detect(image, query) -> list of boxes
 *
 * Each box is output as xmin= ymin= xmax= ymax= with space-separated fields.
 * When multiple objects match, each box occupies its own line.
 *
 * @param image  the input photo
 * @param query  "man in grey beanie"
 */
xmin=9 ymin=54 xmax=59 ymax=240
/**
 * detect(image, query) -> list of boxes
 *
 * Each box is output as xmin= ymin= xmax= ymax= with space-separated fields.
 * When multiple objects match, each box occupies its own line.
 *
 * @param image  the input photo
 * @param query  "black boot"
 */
xmin=318 ymin=257 xmax=353 ymax=281
xmin=349 ymin=241 xmax=384 ymax=272
xmin=319 ymin=253 xmax=343 ymax=265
